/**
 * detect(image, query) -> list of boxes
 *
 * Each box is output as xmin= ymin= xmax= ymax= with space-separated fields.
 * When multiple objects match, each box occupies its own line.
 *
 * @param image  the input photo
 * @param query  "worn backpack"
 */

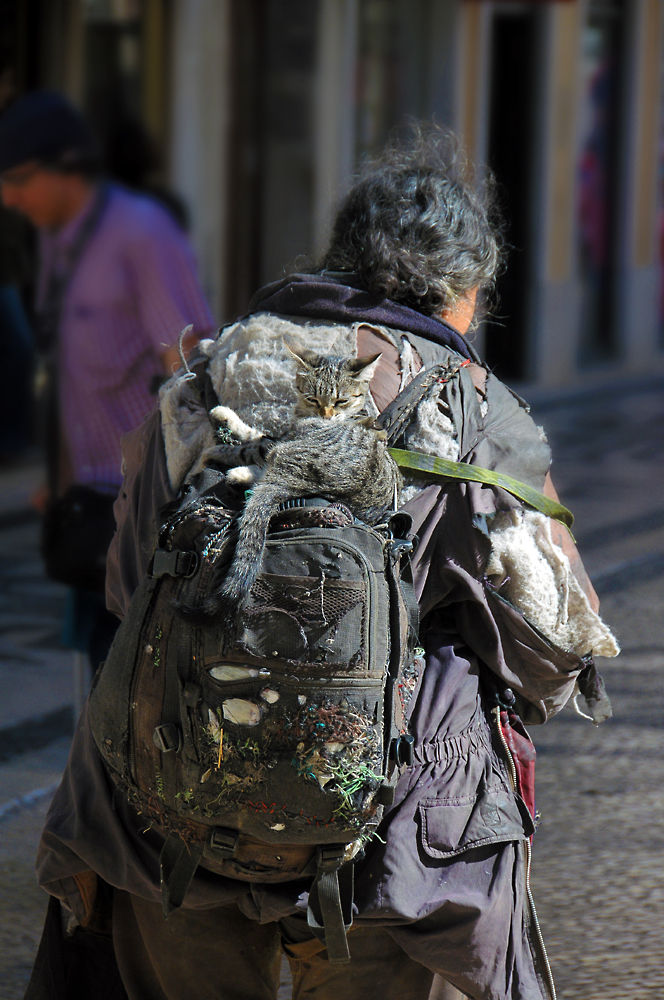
xmin=88 ymin=368 xmax=433 ymax=963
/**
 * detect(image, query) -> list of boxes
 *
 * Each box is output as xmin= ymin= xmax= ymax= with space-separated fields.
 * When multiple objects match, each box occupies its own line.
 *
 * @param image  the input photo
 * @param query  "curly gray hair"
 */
xmin=319 ymin=125 xmax=502 ymax=317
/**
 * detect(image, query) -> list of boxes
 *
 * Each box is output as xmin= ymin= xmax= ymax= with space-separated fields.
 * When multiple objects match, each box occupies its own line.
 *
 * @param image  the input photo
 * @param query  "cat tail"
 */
xmin=176 ymin=482 xmax=288 ymax=626
xmin=220 ymin=482 xmax=290 ymax=608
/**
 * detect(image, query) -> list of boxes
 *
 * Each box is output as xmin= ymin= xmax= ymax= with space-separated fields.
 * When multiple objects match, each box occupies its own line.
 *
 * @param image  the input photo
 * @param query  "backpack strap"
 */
xmin=159 ymin=831 xmax=204 ymax=917
xmin=389 ymin=447 xmax=574 ymax=531
xmin=377 ymin=359 xmax=471 ymax=446
xmin=307 ymin=847 xmax=354 ymax=965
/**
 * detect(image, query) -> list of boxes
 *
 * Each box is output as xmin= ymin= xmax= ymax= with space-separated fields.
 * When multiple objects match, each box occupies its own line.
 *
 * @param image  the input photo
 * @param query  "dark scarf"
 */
xmin=247 ymin=273 xmax=478 ymax=362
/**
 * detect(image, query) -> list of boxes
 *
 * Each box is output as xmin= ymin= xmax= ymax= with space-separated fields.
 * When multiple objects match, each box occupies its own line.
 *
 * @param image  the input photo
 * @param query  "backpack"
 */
xmin=89 ymin=372 xmax=423 ymax=964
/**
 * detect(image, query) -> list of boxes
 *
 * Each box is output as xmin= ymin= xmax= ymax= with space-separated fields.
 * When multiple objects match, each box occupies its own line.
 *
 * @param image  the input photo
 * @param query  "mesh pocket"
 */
xmin=240 ymin=575 xmax=366 ymax=666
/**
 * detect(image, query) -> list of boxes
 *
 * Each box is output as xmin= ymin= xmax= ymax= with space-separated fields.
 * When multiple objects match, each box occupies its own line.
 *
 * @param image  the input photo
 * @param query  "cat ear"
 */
xmin=347 ymin=353 xmax=383 ymax=382
xmin=284 ymin=340 xmax=316 ymax=371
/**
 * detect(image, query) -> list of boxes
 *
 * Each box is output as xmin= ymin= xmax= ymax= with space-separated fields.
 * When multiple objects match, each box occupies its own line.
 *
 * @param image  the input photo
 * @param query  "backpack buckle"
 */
xmin=204 ymin=827 xmax=239 ymax=860
xmin=153 ymin=723 xmax=182 ymax=753
xmin=151 ymin=549 xmax=199 ymax=579
xmin=316 ymin=844 xmax=346 ymax=873
xmin=391 ymin=733 xmax=415 ymax=768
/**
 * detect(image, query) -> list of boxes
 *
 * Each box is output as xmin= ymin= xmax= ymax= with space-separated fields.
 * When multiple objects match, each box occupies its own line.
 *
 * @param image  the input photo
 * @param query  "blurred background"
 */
xmin=2 ymin=0 xmax=663 ymax=389
xmin=1 ymin=2 xmax=664 ymax=999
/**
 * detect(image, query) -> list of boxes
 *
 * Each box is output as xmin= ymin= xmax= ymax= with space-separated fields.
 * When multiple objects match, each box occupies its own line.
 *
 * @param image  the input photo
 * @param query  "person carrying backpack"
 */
xmin=27 ymin=127 xmax=618 ymax=1000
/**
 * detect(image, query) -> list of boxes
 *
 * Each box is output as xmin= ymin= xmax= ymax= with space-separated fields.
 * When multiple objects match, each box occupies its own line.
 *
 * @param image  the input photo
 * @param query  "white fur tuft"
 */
xmin=226 ymin=465 xmax=260 ymax=486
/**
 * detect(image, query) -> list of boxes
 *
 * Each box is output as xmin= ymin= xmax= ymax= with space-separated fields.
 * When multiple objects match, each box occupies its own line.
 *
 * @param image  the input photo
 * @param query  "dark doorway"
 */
xmin=577 ymin=0 xmax=625 ymax=363
xmin=485 ymin=10 xmax=538 ymax=382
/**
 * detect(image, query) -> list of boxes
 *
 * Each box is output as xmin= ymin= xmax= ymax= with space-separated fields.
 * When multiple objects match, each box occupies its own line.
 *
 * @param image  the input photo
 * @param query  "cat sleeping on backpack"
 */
xmin=196 ymin=345 xmax=401 ymax=620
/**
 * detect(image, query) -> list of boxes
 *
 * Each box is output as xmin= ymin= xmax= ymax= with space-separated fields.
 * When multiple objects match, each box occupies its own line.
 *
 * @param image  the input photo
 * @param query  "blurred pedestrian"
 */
xmin=0 ymin=89 xmax=214 ymax=668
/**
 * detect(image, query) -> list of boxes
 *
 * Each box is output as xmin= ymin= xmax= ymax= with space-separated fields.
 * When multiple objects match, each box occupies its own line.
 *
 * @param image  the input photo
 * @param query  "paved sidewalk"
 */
xmin=529 ymin=378 xmax=664 ymax=999
xmin=0 ymin=462 xmax=72 ymax=759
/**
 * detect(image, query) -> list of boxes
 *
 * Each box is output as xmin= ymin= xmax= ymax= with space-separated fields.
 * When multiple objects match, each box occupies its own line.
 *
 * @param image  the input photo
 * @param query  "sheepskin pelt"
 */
xmin=159 ymin=313 xmax=359 ymax=490
xmin=486 ymin=509 xmax=619 ymax=658
xmin=394 ymin=334 xmax=459 ymax=503
xmin=400 ymin=395 xmax=459 ymax=504
xmin=159 ymin=374 xmax=216 ymax=493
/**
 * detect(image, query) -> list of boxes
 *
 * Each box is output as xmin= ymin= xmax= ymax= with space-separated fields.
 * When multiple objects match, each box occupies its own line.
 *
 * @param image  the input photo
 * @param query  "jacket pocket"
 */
xmin=419 ymin=785 xmax=532 ymax=859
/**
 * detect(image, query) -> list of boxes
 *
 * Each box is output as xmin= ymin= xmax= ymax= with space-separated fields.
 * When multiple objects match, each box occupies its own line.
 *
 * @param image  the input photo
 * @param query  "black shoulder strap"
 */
xmin=37 ymin=183 xmax=112 ymax=357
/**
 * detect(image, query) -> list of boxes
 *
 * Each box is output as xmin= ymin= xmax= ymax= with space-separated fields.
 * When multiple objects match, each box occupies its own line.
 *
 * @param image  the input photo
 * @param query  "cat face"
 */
xmin=286 ymin=345 xmax=382 ymax=420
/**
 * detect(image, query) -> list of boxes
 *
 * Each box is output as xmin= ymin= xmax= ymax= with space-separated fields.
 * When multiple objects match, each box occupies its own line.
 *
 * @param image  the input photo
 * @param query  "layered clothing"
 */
xmin=32 ymin=278 xmax=617 ymax=1000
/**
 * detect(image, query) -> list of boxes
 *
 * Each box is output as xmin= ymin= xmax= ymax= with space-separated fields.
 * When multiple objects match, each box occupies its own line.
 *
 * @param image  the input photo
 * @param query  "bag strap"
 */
xmin=307 ymin=847 xmax=354 ymax=965
xmin=377 ymin=359 xmax=471 ymax=446
xmin=39 ymin=184 xmax=112 ymax=498
xmin=37 ymin=183 xmax=112 ymax=358
xmin=388 ymin=447 xmax=574 ymax=531
xmin=159 ymin=831 xmax=204 ymax=917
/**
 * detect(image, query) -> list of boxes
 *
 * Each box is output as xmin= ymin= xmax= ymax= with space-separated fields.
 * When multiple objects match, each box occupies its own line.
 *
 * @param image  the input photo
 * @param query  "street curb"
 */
xmin=0 ymin=706 xmax=73 ymax=762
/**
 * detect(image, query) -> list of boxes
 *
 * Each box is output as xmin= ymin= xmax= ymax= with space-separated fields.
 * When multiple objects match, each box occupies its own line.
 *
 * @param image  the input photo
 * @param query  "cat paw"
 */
xmin=226 ymin=465 xmax=257 ymax=487
xmin=210 ymin=405 xmax=260 ymax=442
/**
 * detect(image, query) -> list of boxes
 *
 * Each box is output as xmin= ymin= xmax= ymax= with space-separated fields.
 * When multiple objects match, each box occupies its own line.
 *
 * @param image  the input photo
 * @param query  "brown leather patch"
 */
xmin=356 ymin=325 xmax=422 ymax=413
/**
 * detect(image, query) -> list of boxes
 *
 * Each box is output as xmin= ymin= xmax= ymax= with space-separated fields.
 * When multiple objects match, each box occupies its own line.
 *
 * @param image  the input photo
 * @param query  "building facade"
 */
xmin=7 ymin=0 xmax=664 ymax=392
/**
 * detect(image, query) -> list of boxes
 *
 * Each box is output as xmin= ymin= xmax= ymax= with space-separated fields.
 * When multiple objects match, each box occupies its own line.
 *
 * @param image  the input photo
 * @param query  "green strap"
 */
xmin=389 ymin=448 xmax=574 ymax=531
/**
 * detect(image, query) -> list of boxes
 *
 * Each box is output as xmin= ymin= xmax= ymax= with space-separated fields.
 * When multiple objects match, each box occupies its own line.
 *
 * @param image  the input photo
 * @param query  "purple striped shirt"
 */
xmin=38 ymin=184 xmax=214 ymax=488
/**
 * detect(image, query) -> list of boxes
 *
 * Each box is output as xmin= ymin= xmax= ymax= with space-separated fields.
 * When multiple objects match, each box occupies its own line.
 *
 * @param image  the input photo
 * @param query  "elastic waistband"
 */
xmin=413 ymin=714 xmax=492 ymax=766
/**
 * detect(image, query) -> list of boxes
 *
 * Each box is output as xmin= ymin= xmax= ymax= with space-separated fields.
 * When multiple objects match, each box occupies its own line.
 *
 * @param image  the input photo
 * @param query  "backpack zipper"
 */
xmin=492 ymin=706 xmax=557 ymax=1000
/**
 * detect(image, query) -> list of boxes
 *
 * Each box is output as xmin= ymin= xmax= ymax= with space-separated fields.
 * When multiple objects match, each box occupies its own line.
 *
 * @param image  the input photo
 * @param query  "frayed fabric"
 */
xmin=159 ymin=377 xmax=215 ymax=493
xmin=486 ymin=509 xmax=619 ymax=658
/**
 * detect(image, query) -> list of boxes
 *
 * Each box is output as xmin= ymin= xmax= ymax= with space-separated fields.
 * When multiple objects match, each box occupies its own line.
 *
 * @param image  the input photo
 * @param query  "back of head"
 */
xmin=0 ymin=89 xmax=98 ymax=175
xmin=321 ymin=124 xmax=501 ymax=318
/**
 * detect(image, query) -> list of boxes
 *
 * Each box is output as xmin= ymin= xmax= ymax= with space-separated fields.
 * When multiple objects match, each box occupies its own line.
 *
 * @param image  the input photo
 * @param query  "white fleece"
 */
xmin=160 ymin=313 xmax=357 ymax=490
xmin=486 ymin=509 xmax=619 ymax=657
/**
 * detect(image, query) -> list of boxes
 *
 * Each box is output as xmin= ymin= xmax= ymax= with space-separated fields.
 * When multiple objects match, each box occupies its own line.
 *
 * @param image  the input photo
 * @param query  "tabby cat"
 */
xmin=205 ymin=345 xmax=401 ymax=617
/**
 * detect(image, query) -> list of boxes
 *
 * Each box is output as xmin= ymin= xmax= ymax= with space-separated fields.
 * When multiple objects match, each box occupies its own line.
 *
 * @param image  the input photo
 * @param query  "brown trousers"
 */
xmin=112 ymin=890 xmax=464 ymax=1000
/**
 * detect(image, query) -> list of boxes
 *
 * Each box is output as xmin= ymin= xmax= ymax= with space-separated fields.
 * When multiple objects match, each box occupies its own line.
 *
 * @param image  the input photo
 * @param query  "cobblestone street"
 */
xmin=0 ymin=378 xmax=663 ymax=999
